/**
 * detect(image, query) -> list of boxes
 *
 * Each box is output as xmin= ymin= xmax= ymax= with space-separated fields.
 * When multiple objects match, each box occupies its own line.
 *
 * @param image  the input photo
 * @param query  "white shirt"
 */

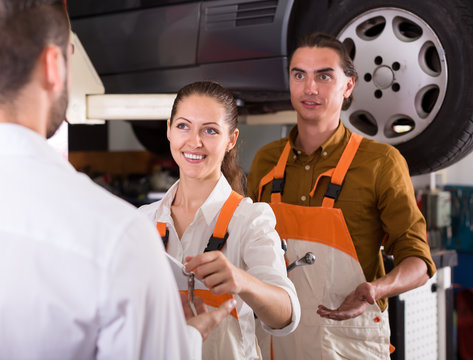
xmin=0 ymin=124 xmax=201 ymax=359
xmin=139 ymin=175 xmax=301 ymax=360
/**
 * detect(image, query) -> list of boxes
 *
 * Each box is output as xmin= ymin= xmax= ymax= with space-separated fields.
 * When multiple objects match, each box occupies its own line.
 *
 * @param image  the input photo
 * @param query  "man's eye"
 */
xmin=295 ymin=73 xmax=304 ymax=80
xmin=320 ymin=74 xmax=331 ymax=80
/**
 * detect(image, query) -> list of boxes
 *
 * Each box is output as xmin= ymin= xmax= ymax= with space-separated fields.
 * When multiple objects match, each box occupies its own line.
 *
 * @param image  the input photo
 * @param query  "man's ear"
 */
xmin=42 ymin=45 xmax=66 ymax=94
xmin=344 ymin=76 xmax=355 ymax=98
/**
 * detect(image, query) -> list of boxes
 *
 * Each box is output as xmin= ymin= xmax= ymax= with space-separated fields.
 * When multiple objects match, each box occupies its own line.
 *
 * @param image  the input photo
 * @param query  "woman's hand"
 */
xmin=184 ymin=251 xmax=246 ymax=295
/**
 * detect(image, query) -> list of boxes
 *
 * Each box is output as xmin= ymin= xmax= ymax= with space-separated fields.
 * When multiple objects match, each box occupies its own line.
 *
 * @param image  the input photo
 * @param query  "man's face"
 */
xmin=289 ymin=46 xmax=354 ymax=126
xmin=46 ymin=44 xmax=71 ymax=139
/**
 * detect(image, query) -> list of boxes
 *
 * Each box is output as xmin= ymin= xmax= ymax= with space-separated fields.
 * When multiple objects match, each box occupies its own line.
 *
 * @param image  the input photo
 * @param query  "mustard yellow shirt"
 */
xmin=247 ymin=123 xmax=436 ymax=310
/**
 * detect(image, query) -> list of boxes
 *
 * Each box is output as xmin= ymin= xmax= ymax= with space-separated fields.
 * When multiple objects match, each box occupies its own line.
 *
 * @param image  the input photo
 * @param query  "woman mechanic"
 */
xmin=138 ymin=81 xmax=300 ymax=359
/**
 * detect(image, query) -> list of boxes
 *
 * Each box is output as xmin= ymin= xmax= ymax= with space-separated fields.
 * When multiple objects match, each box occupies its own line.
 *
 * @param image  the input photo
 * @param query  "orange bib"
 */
xmin=257 ymin=133 xmax=391 ymax=360
xmin=157 ymin=190 xmax=243 ymax=320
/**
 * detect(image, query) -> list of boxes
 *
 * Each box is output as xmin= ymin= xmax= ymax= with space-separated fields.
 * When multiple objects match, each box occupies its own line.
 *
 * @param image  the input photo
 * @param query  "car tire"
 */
xmin=131 ymin=121 xmax=171 ymax=158
xmin=302 ymin=0 xmax=473 ymax=175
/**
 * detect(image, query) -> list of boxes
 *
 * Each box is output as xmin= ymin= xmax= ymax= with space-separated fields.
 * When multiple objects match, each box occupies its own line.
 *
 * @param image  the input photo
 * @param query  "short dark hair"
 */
xmin=0 ymin=0 xmax=69 ymax=103
xmin=170 ymin=81 xmax=245 ymax=195
xmin=289 ymin=32 xmax=358 ymax=110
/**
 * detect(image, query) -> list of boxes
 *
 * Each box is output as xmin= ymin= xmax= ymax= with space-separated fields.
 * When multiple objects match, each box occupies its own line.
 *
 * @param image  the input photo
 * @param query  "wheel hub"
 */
xmin=373 ymin=65 xmax=394 ymax=89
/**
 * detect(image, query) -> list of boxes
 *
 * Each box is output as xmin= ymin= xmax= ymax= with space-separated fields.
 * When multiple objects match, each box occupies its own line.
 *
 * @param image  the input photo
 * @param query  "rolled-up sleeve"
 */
xmin=377 ymin=148 xmax=436 ymax=277
xmin=239 ymin=201 xmax=301 ymax=336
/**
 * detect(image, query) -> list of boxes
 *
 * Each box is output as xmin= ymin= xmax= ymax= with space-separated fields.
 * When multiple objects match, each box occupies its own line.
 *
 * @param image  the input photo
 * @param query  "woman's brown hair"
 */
xmin=170 ymin=81 xmax=246 ymax=195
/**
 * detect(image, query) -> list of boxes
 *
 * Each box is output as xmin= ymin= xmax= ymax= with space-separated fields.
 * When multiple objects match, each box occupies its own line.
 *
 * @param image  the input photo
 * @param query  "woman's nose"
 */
xmin=187 ymin=130 xmax=203 ymax=148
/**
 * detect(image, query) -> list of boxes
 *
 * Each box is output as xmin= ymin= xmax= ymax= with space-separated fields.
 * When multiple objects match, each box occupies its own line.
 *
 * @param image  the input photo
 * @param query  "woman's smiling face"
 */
xmin=167 ymin=94 xmax=238 ymax=182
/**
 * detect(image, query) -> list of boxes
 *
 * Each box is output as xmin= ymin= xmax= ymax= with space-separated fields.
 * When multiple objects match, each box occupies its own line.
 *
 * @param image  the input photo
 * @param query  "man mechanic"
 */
xmin=0 ymin=1 xmax=234 ymax=358
xmin=247 ymin=32 xmax=436 ymax=359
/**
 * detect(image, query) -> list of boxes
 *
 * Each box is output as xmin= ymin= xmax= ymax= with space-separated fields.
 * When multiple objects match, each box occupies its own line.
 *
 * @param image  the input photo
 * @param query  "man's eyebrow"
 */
xmin=315 ymin=67 xmax=335 ymax=73
xmin=290 ymin=67 xmax=335 ymax=73
xmin=290 ymin=67 xmax=306 ymax=73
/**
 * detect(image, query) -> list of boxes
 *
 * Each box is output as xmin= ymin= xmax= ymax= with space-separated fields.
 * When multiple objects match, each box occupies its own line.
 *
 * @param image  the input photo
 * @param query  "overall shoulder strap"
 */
xmin=257 ymin=141 xmax=291 ymax=203
xmin=321 ymin=133 xmax=363 ymax=208
xmin=204 ymin=191 xmax=244 ymax=252
xmin=156 ymin=222 xmax=169 ymax=251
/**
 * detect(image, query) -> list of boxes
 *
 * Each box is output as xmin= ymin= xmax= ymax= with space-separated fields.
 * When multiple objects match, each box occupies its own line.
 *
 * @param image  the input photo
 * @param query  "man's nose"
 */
xmin=304 ymin=78 xmax=318 ymax=95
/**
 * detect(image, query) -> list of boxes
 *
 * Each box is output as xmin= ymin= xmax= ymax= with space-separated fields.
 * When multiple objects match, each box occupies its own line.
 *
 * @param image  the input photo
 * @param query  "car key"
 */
xmin=187 ymin=272 xmax=198 ymax=317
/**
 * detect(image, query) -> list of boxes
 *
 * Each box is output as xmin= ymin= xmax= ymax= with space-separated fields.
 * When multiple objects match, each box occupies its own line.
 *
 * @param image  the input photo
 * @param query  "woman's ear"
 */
xmin=226 ymin=128 xmax=239 ymax=152
xmin=166 ymin=119 xmax=171 ymax=141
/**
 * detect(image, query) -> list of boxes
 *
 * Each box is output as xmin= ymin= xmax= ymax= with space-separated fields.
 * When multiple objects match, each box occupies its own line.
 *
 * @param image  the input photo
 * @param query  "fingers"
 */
xmin=184 ymin=252 xmax=221 ymax=273
xmin=187 ymin=299 xmax=237 ymax=341
xmin=184 ymin=252 xmax=241 ymax=294
xmin=194 ymin=296 xmax=207 ymax=314
xmin=316 ymin=304 xmax=364 ymax=320
xmin=180 ymin=293 xmax=208 ymax=320
xmin=179 ymin=292 xmax=194 ymax=320
xmin=193 ymin=259 xmax=225 ymax=281
xmin=316 ymin=306 xmax=349 ymax=321
xmin=212 ymin=299 xmax=237 ymax=324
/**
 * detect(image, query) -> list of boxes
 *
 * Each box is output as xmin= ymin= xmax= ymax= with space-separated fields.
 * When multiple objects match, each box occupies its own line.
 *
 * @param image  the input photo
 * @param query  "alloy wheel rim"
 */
xmin=337 ymin=7 xmax=448 ymax=145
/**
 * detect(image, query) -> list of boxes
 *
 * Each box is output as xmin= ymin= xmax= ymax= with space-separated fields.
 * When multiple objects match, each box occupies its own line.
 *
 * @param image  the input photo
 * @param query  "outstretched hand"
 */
xmin=180 ymin=292 xmax=236 ymax=341
xmin=184 ymin=251 xmax=246 ymax=295
xmin=179 ymin=292 xmax=207 ymax=320
xmin=316 ymin=282 xmax=377 ymax=321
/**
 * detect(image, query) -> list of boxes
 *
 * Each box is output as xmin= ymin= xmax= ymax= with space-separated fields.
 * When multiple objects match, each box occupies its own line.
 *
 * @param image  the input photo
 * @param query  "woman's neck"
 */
xmin=173 ymin=174 xmax=220 ymax=211
xmin=170 ymin=174 xmax=220 ymax=239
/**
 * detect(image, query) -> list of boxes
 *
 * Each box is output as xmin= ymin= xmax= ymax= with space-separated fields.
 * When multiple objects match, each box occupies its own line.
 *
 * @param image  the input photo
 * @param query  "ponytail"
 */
xmin=222 ymin=144 xmax=246 ymax=195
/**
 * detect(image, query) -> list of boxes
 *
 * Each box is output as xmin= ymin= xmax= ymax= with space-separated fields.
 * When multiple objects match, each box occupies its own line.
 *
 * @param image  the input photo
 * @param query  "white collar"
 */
xmin=0 ymin=123 xmax=73 ymax=171
xmin=155 ymin=175 xmax=233 ymax=226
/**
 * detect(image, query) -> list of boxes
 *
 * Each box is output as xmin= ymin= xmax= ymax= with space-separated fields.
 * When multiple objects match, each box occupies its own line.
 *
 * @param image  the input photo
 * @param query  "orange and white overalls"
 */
xmin=157 ymin=190 xmax=248 ymax=359
xmin=257 ymin=133 xmax=391 ymax=359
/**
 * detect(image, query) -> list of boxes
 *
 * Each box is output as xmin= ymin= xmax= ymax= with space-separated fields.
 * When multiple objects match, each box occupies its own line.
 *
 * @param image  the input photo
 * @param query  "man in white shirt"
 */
xmin=0 ymin=1 xmax=234 ymax=358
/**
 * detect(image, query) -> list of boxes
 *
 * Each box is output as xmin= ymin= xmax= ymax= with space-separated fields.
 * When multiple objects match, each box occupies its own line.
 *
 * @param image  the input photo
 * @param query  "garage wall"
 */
xmin=237 ymin=124 xmax=286 ymax=173
xmin=444 ymin=151 xmax=473 ymax=185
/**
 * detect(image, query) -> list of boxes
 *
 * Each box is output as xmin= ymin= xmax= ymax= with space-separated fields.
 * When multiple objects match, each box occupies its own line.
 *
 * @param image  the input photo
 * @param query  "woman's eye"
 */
xmin=205 ymin=128 xmax=218 ymax=135
xmin=176 ymin=123 xmax=188 ymax=130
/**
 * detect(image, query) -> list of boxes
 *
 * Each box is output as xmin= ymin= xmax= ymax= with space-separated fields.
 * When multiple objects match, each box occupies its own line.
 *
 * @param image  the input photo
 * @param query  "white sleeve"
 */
xmin=96 ymin=214 xmax=202 ymax=360
xmin=240 ymin=201 xmax=301 ymax=336
xmin=187 ymin=325 xmax=203 ymax=360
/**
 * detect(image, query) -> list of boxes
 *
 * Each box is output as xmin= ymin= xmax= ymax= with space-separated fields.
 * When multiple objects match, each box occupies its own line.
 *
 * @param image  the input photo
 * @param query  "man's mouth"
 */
xmin=301 ymin=98 xmax=321 ymax=106
xmin=301 ymin=99 xmax=321 ymax=108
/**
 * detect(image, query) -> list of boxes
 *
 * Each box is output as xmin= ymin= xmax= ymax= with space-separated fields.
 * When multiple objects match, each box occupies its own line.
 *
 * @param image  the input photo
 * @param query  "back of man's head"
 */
xmin=0 ymin=0 xmax=69 ymax=104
